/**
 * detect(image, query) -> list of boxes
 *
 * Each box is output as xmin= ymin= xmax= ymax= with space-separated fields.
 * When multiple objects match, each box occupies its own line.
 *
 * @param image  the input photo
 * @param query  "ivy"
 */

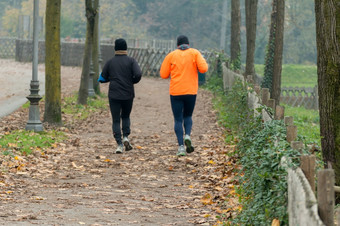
xmin=204 ymin=57 xmax=305 ymax=224
xmin=232 ymin=114 xmax=301 ymax=225
xmin=262 ymin=28 xmax=276 ymax=92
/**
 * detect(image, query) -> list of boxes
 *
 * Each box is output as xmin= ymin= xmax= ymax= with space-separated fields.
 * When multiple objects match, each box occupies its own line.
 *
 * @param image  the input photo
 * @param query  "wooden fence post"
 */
xmin=318 ymin=169 xmax=335 ymax=226
xmin=267 ymin=99 xmax=276 ymax=110
xmin=314 ymin=85 xmax=319 ymax=110
xmin=300 ymin=155 xmax=316 ymax=194
xmin=262 ymin=88 xmax=269 ymax=106
xmin=291 ymin=141 xmax=304 ymax=152
xmin=284 ymin=116 xmax=294 ymax=126
xmin=286 ymin=125 xmax=297 ymax=143
xmin=275 ymin=105 xmax=285 ymax=120
xmin=254 ymin=85 xmax=261 ymax=95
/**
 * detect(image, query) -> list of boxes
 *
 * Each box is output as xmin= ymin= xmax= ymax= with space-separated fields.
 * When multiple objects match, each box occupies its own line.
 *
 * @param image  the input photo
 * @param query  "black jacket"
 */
xmin=101 ymin=54 xmax=142 ymax=100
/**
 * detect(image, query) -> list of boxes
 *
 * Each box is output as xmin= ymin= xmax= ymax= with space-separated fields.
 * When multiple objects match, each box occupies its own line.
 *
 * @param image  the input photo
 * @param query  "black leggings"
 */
xmin=109 ymin=98 xmax=133 ymax=145
xmin=170 ymin=95 xmax=197 ymax=146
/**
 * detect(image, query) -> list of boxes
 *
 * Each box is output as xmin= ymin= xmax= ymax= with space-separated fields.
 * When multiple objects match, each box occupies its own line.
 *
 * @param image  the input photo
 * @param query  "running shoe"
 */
xmin=184 ymin=134 xmax=194 ymax=153
xmin=177 ymin=145 xmax=186 ymax=156
xmin=123 ymin=137 xmax=133 ymax=151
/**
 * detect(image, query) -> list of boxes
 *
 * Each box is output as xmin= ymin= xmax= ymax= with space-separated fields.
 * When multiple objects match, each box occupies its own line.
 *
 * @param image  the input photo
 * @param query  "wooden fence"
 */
xmin=222 ymin=62 xmax=335 ymax=225
xmin=128 ymin=48 xmax=214 ymax=77
xmin=281 ymin=86 xmax=319 ymax=110
xmin=253 ymin=86 xmax=333 ymax=225
xmin=0 ymin=37 xmax=16 ymax=58
xmin=101 ymin=38 xmax=176 ymax=51
xmin=0 ymin=36 xmax=320 ymax=109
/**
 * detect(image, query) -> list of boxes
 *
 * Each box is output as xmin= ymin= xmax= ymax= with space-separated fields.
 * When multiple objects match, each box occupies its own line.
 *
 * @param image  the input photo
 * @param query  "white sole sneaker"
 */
xmin=184 ymin=135 xmax=194 ymax=153
xmin=123 ymin=137 xmax=133 ymax=151
xmin=176 ymin=145 xmax=186 ymax=156
xmin=115 ymin=145 xmax=124 ymax=154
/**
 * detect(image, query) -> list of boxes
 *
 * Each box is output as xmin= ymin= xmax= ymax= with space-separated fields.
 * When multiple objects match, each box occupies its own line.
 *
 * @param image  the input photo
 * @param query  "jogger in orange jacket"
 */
xmin=160 ymin=35 xmax=208 ymax=156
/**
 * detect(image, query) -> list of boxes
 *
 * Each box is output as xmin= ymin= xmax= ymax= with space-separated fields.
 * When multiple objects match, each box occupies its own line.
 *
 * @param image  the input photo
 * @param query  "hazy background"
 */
xmin=0 ymin=0 xmax=316 ymax=64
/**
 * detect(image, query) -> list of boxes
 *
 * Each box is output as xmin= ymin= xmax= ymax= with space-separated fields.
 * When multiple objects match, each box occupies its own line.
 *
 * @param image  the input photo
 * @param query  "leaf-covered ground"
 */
xmin=0 ymin=60 xmax=240 ymax=225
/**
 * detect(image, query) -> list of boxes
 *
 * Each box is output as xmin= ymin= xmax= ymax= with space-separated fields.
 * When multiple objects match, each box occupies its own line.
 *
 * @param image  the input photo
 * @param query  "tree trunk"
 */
xmin=315 ymin=0 xmax=340 ymax=185
xmin=77 ymin=0 xmax=96 ymax=105
xmin=271 ymin=0 xmax=285 ymax=105
xmin=230 ymin=0 xmax=241 ymax=69
xmin=92 ymin=0 xmax=100 ymax=95
xmin=261 ymin=0 xmax=277 ymax=92
xmin=245 ymin=0 xmax=258 ymax=81
xmin=44 ymin=0 xmax=62 ymax=125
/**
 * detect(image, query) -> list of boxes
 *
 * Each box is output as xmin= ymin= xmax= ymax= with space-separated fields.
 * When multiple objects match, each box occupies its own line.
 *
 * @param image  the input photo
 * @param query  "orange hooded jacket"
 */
xmin=160 ymin=48 xmax=208 ymax=96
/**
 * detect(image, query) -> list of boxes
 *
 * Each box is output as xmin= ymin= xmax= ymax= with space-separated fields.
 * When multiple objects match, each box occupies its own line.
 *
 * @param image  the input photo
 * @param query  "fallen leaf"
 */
xmin=272 ymin=219 xmax=280 ymax=226
xmin=208 ymin=160 xmax=216 ymax=165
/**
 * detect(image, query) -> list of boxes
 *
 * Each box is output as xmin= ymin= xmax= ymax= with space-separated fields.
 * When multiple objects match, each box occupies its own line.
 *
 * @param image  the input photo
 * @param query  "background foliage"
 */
xmin=0 ymin=0 xmax=316 ymax=64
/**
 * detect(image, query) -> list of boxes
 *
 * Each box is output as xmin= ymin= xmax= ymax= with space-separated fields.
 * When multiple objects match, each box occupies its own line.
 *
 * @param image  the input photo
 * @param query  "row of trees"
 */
xmin=0 ymin=0 xmax=316 ymax=64
xmin=18 ymin=0 xmax=340 ymax=208
xmin=43 ymin=0 xmax=101 ymax=125
xmin=239 ymin=0 xmax=340 ymax=203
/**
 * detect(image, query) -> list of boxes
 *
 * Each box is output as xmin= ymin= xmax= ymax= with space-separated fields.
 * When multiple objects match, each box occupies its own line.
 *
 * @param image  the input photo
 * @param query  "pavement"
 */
xmin=0 ymin=59 xmax=45 ymax=119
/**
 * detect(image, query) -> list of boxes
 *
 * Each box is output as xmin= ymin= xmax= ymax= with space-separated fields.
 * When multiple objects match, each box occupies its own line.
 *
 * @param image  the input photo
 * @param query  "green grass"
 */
xmin=62 ymin=93 xmax=108 ymax=120
xmin=282 ymin=104 xmax=320 ymax=147
xmin=255 ymin=64 xmax=317 ymax=87
xmin=253 ymin=64 xmax=320 ymax=145
xmin=0 ymin=130 xmax=66 ymax=156
xmin=1 ymin=93 xmax=108 ymax=157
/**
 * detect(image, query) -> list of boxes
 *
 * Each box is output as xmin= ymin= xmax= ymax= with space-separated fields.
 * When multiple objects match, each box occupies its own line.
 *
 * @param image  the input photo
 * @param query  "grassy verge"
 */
xmin=1 ymin=93 xmax=108 ymax=157
xmin=283 ymin=104 xmax=320 ymax=147
xmin=203 ymin=70 xmax=309 ymax=225
xmin=62 ymin=93 xmax=108 ymax=120
xmin=0 ymin=130 xmax=66 ymax=156
xmin=255 ymin=64 xmax=317 ymax=87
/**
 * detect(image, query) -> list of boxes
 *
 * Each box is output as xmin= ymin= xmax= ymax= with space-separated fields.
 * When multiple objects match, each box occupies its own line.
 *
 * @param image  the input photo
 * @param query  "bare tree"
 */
xmin=78 ymin=0 xmax=97 ymax=105
xmin=315 ymin=0 xmax=340 ymax=184
xmin=92 ymin=0 xmax=100 ymax=95
xmin=270 ymin=0 xmax=284 ymax=105
xmin=44 ymin=0 xmax=62 ymax=125
xmin=261 ymin=0 xmax=277 ymax=92
xmin=244 ymin=0 xmax=258 ymax=80
xmin=230 ymin=0 xmax=241 ymax=69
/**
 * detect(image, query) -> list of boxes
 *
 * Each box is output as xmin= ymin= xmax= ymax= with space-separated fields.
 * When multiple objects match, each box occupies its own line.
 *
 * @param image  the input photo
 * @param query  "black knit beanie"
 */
xmin=177 ymin=35 xmax=189 ymax=46
xmin=115 ymin=38 xmax=127 ymax=51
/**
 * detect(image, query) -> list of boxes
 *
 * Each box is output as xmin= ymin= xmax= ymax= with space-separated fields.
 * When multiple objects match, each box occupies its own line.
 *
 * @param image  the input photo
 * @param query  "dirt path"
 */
xmin=0 ymin=60 xmax=237 ymax=225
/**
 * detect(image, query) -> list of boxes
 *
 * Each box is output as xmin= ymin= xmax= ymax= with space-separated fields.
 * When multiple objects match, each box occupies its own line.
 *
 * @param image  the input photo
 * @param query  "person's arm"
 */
xmin=196 ymin=51 xmax=208 ymax=74
xmin=132 ymin=59 xmax=142 ymax=84
xmin=98 ymin=72 xmax=108 ymax=83
xmin=160 ymin=53 xmax=171 ymax=79
xmin=100 ymin=61 xmax=110 ymax=82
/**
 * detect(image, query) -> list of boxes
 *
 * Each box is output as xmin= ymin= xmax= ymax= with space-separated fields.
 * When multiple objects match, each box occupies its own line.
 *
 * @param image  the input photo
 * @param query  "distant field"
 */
xmin=255 ymin=64 xmax=317 ymax=87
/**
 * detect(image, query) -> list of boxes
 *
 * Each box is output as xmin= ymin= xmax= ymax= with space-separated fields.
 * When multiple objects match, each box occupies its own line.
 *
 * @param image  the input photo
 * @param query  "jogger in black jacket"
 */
xmin=100 ymin=38 xmax=142 ymax=154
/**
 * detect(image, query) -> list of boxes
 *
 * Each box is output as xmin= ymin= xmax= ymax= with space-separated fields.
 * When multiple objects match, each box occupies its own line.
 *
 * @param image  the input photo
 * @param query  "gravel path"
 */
xmin=0 ymin=59 xmax=237 ymax=226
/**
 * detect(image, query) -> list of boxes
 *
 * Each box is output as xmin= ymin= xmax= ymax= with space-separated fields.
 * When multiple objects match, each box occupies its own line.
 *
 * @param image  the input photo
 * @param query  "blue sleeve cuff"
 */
xmin=98 ymin=73 xmax=108 ymax=83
